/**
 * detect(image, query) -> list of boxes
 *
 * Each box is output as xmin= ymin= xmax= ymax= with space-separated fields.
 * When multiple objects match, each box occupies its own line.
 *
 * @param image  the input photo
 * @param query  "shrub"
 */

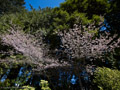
xmin=40 ymin=80 xmax=51 ymax=90
xmin=93 ymin=67 xmax=120 ymax=90
xmin=20 ymin=86 xmax=35 ymax=90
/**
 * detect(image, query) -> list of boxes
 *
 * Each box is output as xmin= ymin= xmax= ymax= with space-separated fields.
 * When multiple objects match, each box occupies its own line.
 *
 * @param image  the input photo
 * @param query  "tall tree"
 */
xmin=105 ymin=0 xmax=120 ymax=35
xmin=0 ymin=0 xmax=25 ymax=14
xmin=60 ymin=0 xmax=110 ymax=17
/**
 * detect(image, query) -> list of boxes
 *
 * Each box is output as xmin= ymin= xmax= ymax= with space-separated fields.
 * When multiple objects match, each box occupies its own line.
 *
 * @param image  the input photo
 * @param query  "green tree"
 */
xmin=0 ymin=0 xmax=25 ymax=14
xmin=60 ymin=0 xmax=110 ymax=17
xmin=105 ymin=0 xmax=120 ymax=35
xmin=53 ymin=9 xmax=70 ymax=31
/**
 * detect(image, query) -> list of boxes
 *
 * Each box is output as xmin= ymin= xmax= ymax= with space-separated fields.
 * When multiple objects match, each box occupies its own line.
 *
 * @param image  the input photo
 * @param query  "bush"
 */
xmin=20 ymin=86 xmax=35 ymax=90
xmin=93 ymin=67 xmax=120 ymax=90
xmin=40 ymin=80 xmax=51 ymax=90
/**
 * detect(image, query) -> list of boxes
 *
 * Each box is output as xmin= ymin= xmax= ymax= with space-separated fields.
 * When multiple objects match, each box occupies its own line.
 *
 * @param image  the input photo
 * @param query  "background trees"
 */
xmin=0 ymin=0 xmax=25 ymax=14
xmin=60 ymin=0 xmax=110 ymax=16
xmin=105 ymin=0 xmax=120 ymax=35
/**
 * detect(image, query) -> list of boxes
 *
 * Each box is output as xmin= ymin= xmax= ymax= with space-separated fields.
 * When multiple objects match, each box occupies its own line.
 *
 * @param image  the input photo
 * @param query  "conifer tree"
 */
xmin=0 ymin=0 xmax=25 ymax=14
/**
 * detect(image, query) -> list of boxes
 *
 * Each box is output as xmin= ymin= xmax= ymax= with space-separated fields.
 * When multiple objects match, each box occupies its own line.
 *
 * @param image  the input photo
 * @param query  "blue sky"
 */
xmin=24 ymin=0 xmax=65 ymax=10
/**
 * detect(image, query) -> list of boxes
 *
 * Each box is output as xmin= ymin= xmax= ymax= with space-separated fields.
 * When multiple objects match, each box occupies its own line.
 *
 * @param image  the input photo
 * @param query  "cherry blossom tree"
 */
xmin=0 ymin=24 xmax=69 ymax=71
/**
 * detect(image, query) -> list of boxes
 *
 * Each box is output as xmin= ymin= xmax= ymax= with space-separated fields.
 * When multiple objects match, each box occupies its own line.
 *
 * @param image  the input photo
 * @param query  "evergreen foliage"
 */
xmin=105 ymin=48 xmax=120 ymax=69
xmin=60 ymin=0 xmax=110 ymax=16
xmin=0 ymin=8 xmax=54 ymax=35
xmin=105 ymin=0 xmax=120 ymax=35
xmin=0 ymin=0 xmax=25 ymax=14
xmin=94 ymin=67 xmax=120 ymax=90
